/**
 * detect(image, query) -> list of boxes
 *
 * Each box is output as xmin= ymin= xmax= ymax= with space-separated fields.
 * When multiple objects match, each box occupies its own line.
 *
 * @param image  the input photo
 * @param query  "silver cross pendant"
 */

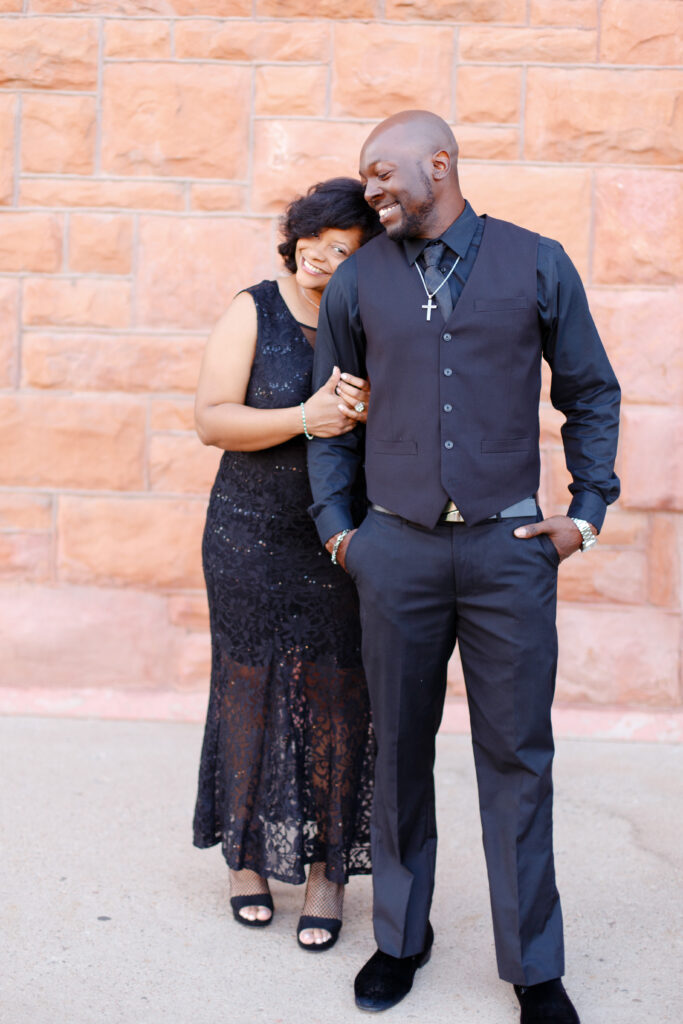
xmin=422 ymin=297 xmax=437 ymax=321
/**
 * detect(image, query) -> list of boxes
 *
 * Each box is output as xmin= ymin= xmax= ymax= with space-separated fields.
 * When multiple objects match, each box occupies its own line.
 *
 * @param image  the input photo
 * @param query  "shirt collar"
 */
xmin=403 ymin=200 xmax=479 ymax=265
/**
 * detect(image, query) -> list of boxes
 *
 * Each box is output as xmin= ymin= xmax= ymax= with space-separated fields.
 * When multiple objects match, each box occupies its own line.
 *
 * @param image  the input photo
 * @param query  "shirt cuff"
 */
xmin=567 ymin=493 xmax=607 ymax=533
xmin=310 ymin=503 xmax=355 ymax=547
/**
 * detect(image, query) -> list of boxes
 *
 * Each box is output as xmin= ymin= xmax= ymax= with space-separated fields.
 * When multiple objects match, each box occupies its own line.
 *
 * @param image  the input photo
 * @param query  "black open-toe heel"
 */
xmin=230 ymin=893 xmax=274 ymax=928
xmin=296 ymin=915 xmax=342 ymax=952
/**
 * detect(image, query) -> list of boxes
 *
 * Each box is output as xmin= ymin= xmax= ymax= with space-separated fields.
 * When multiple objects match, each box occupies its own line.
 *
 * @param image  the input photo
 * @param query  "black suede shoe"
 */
xmin=514 ymin=979 xmax=580 ymax=1023
xmin=354 ymin=923 xmax=434 ymax=1012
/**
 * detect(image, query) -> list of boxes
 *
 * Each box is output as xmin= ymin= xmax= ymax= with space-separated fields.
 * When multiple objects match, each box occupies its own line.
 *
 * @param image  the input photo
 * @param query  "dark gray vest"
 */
xmin=356 ymin=215 xmax=541 ymax=527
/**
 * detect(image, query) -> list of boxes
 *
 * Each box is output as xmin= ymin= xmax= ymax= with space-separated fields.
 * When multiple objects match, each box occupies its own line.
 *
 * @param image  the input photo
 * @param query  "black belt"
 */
xmin=371 ymin=496 xmax=537 ymax=524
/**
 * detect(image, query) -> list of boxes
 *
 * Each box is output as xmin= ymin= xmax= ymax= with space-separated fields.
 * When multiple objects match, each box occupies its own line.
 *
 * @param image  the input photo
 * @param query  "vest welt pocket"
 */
xmin=481 ymin=436 xmax=531 ymax=454
xmin=371 ymin=439 xmax=418 ymax=455
xmin=474 ymin=297 xmax=528 ymax=312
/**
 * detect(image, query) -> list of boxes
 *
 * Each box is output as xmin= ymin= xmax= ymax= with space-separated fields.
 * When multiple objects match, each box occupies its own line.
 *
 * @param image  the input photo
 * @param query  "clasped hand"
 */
xmin=303 ymin=366 xmax=370 ymax=438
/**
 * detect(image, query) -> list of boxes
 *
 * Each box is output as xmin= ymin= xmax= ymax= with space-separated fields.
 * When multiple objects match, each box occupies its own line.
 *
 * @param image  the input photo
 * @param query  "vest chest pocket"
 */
xmin=481 ymin=436 xmax=531 ymax=454
xmin=474 ymin=297 xmax=528 ymax=312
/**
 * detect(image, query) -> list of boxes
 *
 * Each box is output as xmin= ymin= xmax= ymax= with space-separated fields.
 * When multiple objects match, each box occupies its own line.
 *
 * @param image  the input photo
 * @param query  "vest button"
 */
xmin=443 ymin=403 xmax=452 ymax=412
xmin=443 ymin=367 xmax=452 ymax=376
xmin=443 ymin=332 xmax=452 ymax=341
xmin=444 ymin=440 xmax=454 ymax=450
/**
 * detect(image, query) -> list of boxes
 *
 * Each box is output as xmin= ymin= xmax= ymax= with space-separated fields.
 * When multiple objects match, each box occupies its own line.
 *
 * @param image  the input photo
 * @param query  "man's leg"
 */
xmin=453 ymin=516 xmax=565 ymax=986
xmin=346 ymin=509 xmax=457 ymax=958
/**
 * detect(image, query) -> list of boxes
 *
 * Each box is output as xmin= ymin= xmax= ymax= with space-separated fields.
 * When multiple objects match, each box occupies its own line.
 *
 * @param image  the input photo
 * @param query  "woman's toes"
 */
xmin=256 ymin=906 xmax=272 ymax=922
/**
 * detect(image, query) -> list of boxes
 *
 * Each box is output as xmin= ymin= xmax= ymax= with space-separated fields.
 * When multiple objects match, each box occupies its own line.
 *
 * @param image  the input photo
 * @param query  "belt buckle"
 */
xmin=442 ymin=500 xmax=464 ymax=523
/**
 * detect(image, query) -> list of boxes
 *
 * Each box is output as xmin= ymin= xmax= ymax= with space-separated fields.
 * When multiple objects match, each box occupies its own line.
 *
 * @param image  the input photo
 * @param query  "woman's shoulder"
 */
xmin=241 ymin=279 xmax=278 ymax=303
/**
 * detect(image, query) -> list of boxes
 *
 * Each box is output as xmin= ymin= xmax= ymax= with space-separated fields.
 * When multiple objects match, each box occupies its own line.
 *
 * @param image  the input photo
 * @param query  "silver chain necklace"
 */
xmin=415 ymin=254 xmax=460 ymax=321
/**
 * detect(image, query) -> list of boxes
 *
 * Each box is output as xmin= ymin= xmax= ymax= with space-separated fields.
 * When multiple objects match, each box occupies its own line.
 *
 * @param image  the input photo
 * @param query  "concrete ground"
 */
xmin=1 ymin=717 xmax=681 ymax=1024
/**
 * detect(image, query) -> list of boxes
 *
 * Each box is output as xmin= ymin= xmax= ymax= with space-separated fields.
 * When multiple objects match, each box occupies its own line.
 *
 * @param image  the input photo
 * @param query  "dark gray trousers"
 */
xmin=345 ymin=506 xmax=565 ymax=985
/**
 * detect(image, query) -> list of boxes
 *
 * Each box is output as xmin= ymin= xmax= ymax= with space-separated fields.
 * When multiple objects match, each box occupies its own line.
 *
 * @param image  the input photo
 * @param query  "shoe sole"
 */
xmin=354 ymin=947 xmax=432 ymax=1012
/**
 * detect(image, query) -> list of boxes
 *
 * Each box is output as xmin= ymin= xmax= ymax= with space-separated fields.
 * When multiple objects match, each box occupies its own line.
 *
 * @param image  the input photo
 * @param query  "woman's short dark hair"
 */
xmin=278 ymin=177 xmax=382 ymax=273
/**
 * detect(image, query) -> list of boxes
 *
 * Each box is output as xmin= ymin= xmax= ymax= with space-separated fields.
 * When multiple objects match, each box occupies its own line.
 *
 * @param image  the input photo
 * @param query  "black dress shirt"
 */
xmin=309 ymin=201 xmax=621 ymax=543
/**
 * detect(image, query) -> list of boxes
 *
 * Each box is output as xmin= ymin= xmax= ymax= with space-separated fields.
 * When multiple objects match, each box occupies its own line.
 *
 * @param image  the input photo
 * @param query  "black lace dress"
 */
xmin=193 ymin=280 xmax=373 ymax=885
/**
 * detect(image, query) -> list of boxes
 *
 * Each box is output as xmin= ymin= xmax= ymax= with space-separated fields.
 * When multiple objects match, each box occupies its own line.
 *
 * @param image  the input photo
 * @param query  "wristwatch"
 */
xmin=570 ymin=518 xmax=597 ymax=552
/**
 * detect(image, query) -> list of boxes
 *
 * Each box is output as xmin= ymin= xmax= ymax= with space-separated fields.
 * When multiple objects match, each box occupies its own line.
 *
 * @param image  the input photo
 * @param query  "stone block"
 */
xmin=57 ymin=496 xmax=206 ymax=590
xmin=0 ymin=278 xmax=19 ymax=388
xmin=0 ymin=394 xmax=145 ymax=490
xmin=171 ymin=0 xmax=251 ymax=11
xmin=254 ymin=65 xmax=328 ymax=118
xmin=167 ymin=593 xmax=210 ymax=632
xmin=600 ymin=0 xmax=683 ymax=65
xmin=23 ymin=277 xmax=131 ymax=329
xmin=539 ymin=402 xmax=564 ymax=445
xmin=556 ymin=604 xmax=680 ymax=706
xmin=0 ymin=212 xmax=62 ymax=272
xmin=597 ymin=511 xmax=647 ymax=547
xmin=525 ymin=68 xmax=683 ymax=165
xmin=0 ymin=94 xmax=15 ymax=205
xmin=29 ymin=0 xmax=174 ymax=10
xmin=456 ymin=66 xmax=522 ymax=124
xmin=257 ymin=0 xmax=373 ymax=15
xmin=451 ymin=125 xmax=519 ymax=161
xmin=332 ymin=24 xmax=454 ymax=119
xmin=386 ymin=0 xmax=526 ymax=20
xmin=459 ymin=26 xmax=596 ymax=62
xmin=530 ymin=0 xmax=598 ymax=26
xmin=557 ymin=548 xmax=647 ymax=605
xmin=0 ymin=1 xmax=22 ymax=10
xmin=0 ymin=493 xmax=52 ymax=531
xmin=618 ymin=405 xmax=683 ymax=512
xmin=593 ymin=170 xmax=683 ymax=286
xmin=458 ymin=164 xmax=591 ymax=279
xmin=68 ymin=214 xmax=133 ymax=275
xmin=21 ymin=94 xmax=95 ymax=175
xmin=251 ymin=120 xmax=372 ymax=213
xmin=0 ymin=17 xmax=97 ymax=90
xmin=174 ymin=629 xmax=212 ymax=691
xmin=104 ymin=19 xmax=171 ymax=58
xmin=149 ymin=433 xmax=221 ymax=495
xmin=102 ymin=63 xmax=251 ymax=179
xmin=547 ymin=447 xmax=574 ymax=510
xmin=22 ymin=332 xmax=204 ymax=393
xmin=587 ymin=287 xmax=683 ymax=405
xmin=136 ymin=215 xmax=273 ymax=330
xmin=0 ymin=533 xmax=51 ymax=583
xmin=189 ymin=185 xmax=246 ymax=212
xmin=175 ymin=19 xmax=331 ymax=62
xmin=149 ymin=398 xmax=195 ymax=432
xmin=648 ymin=514 xmax=680 ymax=608
xmin=0 ymin=583 xmax=177 ymax=691
xmin=19 ymin=178 xmax=185 ymax=211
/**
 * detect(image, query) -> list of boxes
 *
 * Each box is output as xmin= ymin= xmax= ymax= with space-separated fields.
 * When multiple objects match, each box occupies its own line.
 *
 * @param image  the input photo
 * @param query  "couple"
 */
xmin=193 ymin=111 xmax=621 ymax=1023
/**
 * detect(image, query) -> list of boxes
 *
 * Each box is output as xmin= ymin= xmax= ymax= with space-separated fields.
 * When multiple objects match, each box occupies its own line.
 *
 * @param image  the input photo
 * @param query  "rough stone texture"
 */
xmin=57 ymin=496 xmax=205 ymax=589
xmin=0 ymin=394 xmax=145 ymax=491
xmin=23 ymin=277 xmax=131 ymax=329
xmin=68 ymin=214 xmax=133 ymax=275
xmin=0 ymin=3 xmax=680 ymax=715
xmin=0 ymin=278 xmax=19 ymax=388
xmin=21 ymin=94 xmax=95 ymax=175
xmin=0 ymin=17 xmax=98 ymax=90
xmin=525 ymin=68 xmax=683 ymax=165
xmin=101 ymin=63 xmax=251 ymax=179
xmin=600 ymin=0 xmax=683 ymax=65
xmin=332 ymin=24 xmax=454 ymax=119
xmin=593 ymin=170 xmax=683 ymax=286
xmin=0 ymin=94 xmax=15 ymax=205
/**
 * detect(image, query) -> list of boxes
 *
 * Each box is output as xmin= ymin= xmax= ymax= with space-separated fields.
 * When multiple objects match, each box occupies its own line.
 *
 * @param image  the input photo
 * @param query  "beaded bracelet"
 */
xmin=331 ymin=529 xmax=350 ymax=565
xmin=300 ymin=402 xmax=314 ymax=440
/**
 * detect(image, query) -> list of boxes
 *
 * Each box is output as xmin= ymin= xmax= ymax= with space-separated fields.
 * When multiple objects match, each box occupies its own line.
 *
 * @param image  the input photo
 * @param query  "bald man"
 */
xmin=307 ymin=111 xmax=620 ymax=1022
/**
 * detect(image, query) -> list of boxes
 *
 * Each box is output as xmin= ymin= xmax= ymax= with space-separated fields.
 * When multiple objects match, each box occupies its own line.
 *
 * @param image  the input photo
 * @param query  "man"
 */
xmin=307 ymin=111 xmax=620 ymax=1023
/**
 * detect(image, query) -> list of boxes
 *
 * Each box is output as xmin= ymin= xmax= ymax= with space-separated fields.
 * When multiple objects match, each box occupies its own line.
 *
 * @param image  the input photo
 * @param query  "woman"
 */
xmin=192 ymin=178 xmax=381 ymax=952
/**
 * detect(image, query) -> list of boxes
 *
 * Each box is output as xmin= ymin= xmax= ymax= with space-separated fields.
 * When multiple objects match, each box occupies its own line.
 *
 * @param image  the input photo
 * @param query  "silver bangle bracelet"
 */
xmin=331 ymin=529 xmax=350 ymax=565
xmin=300 ymin=402 xmax=314 ymax=441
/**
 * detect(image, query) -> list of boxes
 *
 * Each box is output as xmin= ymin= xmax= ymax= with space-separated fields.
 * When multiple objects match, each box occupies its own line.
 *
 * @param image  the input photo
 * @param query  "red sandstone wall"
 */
xmin=0 ymin=2 xmax=681 ymax=716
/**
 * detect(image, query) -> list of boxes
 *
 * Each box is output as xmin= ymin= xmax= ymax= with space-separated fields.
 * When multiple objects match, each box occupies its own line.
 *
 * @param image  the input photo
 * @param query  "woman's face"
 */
xmin=294 ymin=226 xmax=364 ymax=294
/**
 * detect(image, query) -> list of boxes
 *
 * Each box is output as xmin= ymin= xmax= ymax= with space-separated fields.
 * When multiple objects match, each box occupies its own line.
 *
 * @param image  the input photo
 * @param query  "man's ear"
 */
xmin=431 ymin=149 xmax=451 ymax=181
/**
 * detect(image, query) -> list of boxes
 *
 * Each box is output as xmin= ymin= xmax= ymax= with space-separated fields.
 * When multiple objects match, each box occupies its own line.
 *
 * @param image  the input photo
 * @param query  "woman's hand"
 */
xmin=303 ymin=367 xmax=358 ymax=438
xmin=336 ymin=372 xmax=371 ymax=425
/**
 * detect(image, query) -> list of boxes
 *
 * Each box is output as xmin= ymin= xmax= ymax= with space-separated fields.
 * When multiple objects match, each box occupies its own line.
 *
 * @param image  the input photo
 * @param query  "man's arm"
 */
xmin=307 ymin=257 xmax=367 ymax=550
xmin=515 ymin=240 xmax=620 ymax=557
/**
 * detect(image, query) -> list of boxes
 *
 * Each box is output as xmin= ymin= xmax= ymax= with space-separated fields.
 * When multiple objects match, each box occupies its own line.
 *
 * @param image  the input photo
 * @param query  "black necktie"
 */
xmin=422 ymin=241 xmax=453 ymax=320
